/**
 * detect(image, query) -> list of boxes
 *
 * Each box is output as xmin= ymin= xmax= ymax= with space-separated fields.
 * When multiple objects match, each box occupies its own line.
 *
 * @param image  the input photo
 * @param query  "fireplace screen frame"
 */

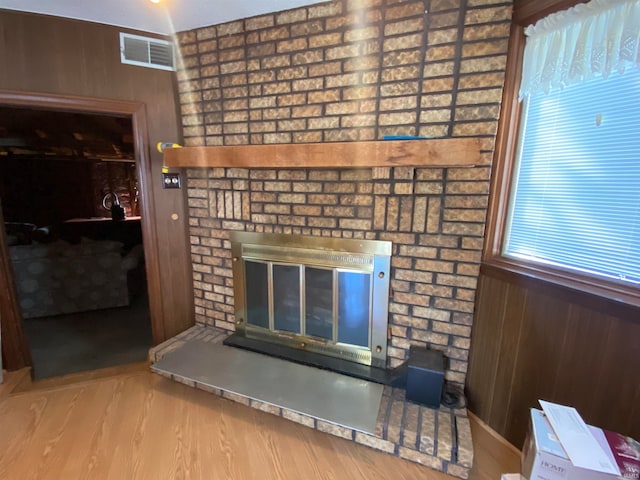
xmin=230 ymin=232 xmax=392 ymax=368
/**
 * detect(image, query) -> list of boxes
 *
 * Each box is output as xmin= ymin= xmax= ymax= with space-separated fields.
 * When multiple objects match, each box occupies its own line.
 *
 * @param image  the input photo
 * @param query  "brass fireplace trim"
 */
xmin=230 ymin=232 xmax=392 ymax=368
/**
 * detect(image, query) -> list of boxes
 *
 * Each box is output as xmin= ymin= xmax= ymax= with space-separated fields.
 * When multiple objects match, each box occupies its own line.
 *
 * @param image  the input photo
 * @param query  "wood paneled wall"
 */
xmin=0 ymin=11 xmax=194 ymax=348
xmin=467 ymin=266 xmax=640 ymax=447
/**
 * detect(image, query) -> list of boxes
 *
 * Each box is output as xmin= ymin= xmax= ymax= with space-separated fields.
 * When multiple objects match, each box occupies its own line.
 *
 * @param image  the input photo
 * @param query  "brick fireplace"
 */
xmin=163 ymin=0 xmax=512 ymax=475
xmin=175 ymin=0 xmax=511 ymax=385
xmin=187 ymin=164 xmax=484 ymax=384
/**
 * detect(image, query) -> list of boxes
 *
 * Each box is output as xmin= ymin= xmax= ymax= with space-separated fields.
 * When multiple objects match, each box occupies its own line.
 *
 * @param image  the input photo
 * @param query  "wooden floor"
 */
xmin=0 ymin=367 xmax=520 ymax=480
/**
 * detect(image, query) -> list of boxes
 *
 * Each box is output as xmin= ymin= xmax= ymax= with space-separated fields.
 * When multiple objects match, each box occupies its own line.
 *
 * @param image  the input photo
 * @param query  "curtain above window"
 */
xmin=519 ymin=0 xmax=640 ymax=98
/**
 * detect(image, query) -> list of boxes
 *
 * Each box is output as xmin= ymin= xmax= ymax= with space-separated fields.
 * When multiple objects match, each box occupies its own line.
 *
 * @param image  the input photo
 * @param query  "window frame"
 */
xmin=483 ymin=0 xmax=640 ymax=308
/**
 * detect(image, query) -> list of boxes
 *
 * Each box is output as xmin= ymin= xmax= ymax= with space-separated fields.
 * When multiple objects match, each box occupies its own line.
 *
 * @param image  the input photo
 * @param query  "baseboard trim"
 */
xmin=468 ymin=411 xmax=521 ymax=456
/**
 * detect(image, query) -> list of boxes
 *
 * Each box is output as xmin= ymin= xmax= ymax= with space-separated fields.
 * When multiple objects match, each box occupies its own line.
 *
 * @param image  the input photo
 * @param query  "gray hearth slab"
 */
xmin=152 ymin=336 xmax=383 ymax=435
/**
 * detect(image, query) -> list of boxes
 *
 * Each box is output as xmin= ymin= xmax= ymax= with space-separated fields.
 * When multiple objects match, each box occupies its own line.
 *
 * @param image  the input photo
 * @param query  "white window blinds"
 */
xmin=504 ymin=68 xmax=640 ymax=285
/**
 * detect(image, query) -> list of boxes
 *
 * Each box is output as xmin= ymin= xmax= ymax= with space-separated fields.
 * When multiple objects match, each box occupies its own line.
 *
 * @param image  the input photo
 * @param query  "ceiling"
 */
xmin=0 ymin=0 xmax=328 ymax=35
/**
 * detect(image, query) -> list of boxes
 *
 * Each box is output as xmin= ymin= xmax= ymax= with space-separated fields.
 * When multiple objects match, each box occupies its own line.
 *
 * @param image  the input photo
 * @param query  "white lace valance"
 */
xmin=519 ymin=0 xmax=640 ymax=98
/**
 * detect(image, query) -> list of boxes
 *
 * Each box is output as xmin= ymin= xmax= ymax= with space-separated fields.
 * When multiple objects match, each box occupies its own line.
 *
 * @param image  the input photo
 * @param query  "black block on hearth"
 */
xmin=405 ymin=346 xmax=445 ymax=409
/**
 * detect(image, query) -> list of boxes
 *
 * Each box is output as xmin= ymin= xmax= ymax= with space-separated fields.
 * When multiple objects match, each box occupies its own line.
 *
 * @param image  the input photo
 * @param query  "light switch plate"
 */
xmin=162 ymin=172 xmax=181 ymax=189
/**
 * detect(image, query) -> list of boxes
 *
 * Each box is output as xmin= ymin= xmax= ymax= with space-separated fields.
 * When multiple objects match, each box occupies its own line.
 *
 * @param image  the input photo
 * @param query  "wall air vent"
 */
xmin=119 ymin=33 xmax=175 ymax=71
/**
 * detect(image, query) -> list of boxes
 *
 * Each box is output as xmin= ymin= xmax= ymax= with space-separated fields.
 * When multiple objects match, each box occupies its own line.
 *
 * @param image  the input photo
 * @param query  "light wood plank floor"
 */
xmin=0 ymin=367 xmax=520 ymax=480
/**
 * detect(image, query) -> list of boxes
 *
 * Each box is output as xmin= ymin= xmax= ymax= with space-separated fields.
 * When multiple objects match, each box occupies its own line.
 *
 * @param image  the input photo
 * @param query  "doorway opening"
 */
xmin=0 ymin=92 xmax=162 ymax=379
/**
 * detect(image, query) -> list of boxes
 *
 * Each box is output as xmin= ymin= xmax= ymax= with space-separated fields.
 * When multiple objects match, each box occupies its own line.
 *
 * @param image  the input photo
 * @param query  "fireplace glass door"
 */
xmin=245 ymin=261 xmax=269 ymax=329
xmin=245 ymin=262 xmax=372 ymax=348
xmin=232 ymin=232 xmax=391 ymax=367
xmin=337 ymin=271 xmax=370 ymax=347
xmin=305 ymin=267 xmax=333 ymax=340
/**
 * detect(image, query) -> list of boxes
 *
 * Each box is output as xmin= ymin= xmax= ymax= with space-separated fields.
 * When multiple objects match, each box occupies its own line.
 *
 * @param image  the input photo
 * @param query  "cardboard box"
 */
xmin=522 ymin=406 xmax=640 ymax=480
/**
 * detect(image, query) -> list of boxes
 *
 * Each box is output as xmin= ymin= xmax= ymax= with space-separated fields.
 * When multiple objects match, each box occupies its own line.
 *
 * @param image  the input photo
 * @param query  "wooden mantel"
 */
xmin=163 ymin=138 xmax=480 ymax=169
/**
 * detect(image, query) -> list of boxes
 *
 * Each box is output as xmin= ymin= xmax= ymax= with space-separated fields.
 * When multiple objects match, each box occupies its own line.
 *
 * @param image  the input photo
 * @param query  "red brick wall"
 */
xmin=175 ymin=0 xmax=513 ymax=384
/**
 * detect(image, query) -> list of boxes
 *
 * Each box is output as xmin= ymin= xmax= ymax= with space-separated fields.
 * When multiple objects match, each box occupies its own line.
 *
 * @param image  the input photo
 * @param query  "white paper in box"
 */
xmin=522 ymin=403 xmax=640 ymax=480
xmin=539 ymin=400 xmax=620 ymax=475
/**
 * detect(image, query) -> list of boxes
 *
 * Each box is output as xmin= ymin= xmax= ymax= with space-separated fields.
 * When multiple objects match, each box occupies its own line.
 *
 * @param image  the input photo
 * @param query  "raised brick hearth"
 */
xmin=150 ymin=326 xmax=474 ymax=478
